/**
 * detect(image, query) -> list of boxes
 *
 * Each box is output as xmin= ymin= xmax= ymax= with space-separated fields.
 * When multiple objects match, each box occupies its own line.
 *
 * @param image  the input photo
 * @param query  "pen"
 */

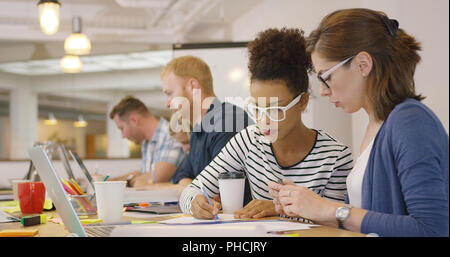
xmin=198 ymin=180 xmax=218 ymax=220
xmin=151 ymin=163 xmax=156 ymax=184
xmin=103 ymin=175 xmax=109 ymax=181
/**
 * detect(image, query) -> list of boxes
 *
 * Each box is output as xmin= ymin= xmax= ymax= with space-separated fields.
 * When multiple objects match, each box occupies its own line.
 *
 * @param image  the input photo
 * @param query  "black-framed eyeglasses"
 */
xmin=317 ymin=56 xmax=354 ymax=89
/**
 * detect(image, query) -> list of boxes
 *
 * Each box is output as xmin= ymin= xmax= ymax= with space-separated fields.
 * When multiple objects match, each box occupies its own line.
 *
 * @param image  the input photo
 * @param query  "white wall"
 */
xmin=229 ymin=0 xmax=449 ymax=156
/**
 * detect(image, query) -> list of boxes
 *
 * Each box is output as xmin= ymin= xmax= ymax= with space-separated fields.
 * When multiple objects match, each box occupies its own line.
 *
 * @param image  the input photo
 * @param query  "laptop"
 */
xmin=29 ymin=146 xmax=135 ymax=237
xmin=28 ymin=146 xmax=266 ymax=237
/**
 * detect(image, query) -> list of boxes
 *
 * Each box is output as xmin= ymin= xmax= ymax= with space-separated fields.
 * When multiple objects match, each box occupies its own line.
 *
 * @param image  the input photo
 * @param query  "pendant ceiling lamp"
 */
xmin=38 ymin=0 xmax=61 ymax=35
xmin=73 ymin=115 xmax=88 ymax=128
xmin=44 ymin=113 xmax=58 ymax=126
xmin=64 ymin=16 xmax=91 ymax=55
xmin=61 ymin=55 xmax=82 ymax=73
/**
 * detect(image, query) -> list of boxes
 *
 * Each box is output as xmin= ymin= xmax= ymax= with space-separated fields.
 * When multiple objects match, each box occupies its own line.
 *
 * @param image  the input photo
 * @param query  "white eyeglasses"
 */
xmin=245 ymin=92 xmax=304 ymax=122
xmin=318 ymin=56 xmax=354 ymax=88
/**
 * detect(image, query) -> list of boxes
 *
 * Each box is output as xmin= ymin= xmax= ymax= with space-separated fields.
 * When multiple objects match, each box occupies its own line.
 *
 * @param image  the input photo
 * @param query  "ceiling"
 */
xmin=0 ymin=0 xmax=260 ymax=50
xmin=0 ymin=49 xmax=172 ymax=75
xmin=0 ymin=0 xmax=261 ymax=118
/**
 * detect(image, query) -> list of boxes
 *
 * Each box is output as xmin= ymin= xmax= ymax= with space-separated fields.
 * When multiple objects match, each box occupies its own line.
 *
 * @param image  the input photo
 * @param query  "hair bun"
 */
xmin=382 ymin=16 xmax=399 ymax=37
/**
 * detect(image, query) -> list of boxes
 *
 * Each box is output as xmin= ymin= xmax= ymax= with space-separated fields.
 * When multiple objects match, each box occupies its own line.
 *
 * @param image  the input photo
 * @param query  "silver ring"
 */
xmin=288 ymin=191 xmax=291 ymax=197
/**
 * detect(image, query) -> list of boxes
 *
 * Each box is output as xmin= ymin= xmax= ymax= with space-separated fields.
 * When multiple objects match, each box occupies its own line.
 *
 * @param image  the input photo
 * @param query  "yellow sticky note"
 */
xmin=80 ymin=219 xmax=103 ymax=224
xmin=0 ymin=201 xmax=19 ymax=207
xmin=285 ymin=233 xmax=300 ymax=237
xmin=43 ymin=199 xmax=53 ymax=210
xmin=1 ymin=206 xmax=21 ymax=214
xmin=131 ymin=220 xmax=157 ymax=224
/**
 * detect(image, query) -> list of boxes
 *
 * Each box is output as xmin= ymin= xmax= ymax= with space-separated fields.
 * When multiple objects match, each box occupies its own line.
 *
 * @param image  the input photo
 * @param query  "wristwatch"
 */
xmin=335 ymin=205 xmax=352 ymax=230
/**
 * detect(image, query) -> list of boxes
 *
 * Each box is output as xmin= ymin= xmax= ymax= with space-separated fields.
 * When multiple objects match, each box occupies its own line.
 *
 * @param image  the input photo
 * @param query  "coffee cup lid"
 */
xmin=218 ymin=172 xmax=245 ymax=179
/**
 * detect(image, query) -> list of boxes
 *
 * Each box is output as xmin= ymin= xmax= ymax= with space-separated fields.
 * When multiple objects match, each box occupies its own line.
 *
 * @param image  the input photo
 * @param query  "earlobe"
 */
xmin=356 ymin=51 xmax=373 ymax=77
xmin=299 ymin=93 xmax=309 ymax=111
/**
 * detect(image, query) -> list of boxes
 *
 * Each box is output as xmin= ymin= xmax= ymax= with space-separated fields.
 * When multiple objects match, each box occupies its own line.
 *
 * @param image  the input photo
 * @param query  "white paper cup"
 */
xmin=94 ymin=181 xmax=126 ymax=224
xmin=12 ymin=180 xmax=30 ymax=201
xmin=218 ymin=172 xmax=246 ymax=214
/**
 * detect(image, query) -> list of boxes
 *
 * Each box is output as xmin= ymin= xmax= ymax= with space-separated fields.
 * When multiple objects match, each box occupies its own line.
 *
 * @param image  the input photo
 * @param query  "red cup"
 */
xmin=18 ymin=181 xmax=46 ymax=214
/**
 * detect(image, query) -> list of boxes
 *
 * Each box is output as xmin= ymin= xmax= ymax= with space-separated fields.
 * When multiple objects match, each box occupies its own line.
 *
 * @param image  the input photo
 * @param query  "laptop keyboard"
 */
xmin=85 ymin=225 xmax=116 ymax=237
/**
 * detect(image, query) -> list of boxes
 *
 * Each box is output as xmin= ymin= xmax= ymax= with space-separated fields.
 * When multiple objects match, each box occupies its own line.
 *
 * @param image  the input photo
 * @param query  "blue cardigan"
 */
xmin=355 ymin=99 xmax=449 ymax=237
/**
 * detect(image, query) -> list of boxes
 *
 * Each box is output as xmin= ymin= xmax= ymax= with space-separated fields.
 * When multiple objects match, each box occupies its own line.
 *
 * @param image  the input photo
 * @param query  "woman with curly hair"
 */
xmin=179 ymin=28 xmax=354 ymax=220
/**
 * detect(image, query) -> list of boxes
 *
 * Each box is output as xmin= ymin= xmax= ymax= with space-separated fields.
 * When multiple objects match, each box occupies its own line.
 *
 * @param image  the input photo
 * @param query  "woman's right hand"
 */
xmin=190 ymin=194 xmax=221 ymax=219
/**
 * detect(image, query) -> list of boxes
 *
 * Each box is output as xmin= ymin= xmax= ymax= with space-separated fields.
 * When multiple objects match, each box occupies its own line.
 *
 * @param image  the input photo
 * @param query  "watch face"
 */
xmin=337 ymin=207 xmax=350 ymax=220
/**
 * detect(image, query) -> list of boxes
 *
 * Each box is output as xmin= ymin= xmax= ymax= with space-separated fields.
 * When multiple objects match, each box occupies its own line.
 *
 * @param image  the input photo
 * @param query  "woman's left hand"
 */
xmin=233 ymin=199 xmax=277 ymax=219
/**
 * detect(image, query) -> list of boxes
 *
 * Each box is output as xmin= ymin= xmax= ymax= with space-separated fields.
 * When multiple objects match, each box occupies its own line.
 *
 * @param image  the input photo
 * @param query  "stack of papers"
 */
xmin=159 ymin=214 xmax=319 ymax=233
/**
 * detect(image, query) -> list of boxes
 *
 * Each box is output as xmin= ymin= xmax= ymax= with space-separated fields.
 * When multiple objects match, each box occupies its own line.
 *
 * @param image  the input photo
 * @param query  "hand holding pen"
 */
xmin=191 ymin=180 xmax=221 ymax=220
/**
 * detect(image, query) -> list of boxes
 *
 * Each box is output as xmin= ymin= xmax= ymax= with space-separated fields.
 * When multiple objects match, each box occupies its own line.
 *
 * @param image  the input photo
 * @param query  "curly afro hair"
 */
xmin=248 ymin=28 xmax=312 ymax=95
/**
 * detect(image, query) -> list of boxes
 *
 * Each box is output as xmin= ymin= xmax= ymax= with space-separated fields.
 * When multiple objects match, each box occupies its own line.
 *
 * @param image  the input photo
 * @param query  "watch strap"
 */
xmin=336 ymin=205 xmax=352 ymax=230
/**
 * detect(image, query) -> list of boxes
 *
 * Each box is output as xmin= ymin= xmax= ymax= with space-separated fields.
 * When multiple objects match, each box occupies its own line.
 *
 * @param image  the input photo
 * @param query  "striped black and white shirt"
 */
xmin=179 ymin=124 xmax=353 ymax=214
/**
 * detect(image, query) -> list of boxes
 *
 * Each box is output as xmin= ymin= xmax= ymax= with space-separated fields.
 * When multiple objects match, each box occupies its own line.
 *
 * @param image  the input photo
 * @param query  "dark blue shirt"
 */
xmin=172 ymin=98 xmax=254 ymax=203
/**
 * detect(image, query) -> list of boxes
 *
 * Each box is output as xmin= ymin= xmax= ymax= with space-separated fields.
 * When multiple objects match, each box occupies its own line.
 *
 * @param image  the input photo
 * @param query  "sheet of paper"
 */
xmin=0 ymin=210 xmax=19 ymax=223
xmin=255 ymin=221 xmax=319 ymax=232
xmin=122 ymin=211 xmax=166 ymax=219
xmin=159 ymin=213 xmax=240 ymax=224
xmin=159 ymin=214 xmax=319 ymax=233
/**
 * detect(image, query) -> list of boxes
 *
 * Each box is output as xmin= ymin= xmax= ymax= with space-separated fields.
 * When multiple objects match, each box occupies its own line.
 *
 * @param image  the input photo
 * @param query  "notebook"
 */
xmin=125 ymin=204 xmax=181 ymax=214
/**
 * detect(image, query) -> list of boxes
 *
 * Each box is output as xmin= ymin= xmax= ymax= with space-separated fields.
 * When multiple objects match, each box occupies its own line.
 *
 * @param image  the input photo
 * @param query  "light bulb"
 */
xmin=64 ymin=33 xmax=91 ymax=55
xmin=38 ymin=1 xmax=60 ymax=35
xmin=44 ymin=113 xmax=58 ymax=125
xmin=74 ymin=115 xmax=88 ymax=128
xmin=61 ymin=55 xmax=82 ymax=73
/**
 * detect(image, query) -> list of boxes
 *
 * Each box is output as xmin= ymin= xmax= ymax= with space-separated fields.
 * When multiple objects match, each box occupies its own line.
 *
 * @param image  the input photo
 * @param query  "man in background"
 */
xmin=161 ymin=55 xmax=253 ymax=203
xmin=107 ymin=96 xmax=186 ymax=187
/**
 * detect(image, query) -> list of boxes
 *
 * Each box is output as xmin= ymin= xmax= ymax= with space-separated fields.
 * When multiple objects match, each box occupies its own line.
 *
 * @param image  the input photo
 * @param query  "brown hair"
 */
xmin=109 ymin=96 xmax=150 ymax=120
xmin=161 ymin=55 xmax=214 ymax=95
xmin=248 ymin=28 xmax=312 ymax=96
xmin=306 ymin=8 xmax=424 ymax=121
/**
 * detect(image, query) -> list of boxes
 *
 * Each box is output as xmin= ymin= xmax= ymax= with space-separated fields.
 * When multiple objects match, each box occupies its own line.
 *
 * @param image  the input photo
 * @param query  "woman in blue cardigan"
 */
xmin=268 ymin=8 xmax=448 ymax=237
